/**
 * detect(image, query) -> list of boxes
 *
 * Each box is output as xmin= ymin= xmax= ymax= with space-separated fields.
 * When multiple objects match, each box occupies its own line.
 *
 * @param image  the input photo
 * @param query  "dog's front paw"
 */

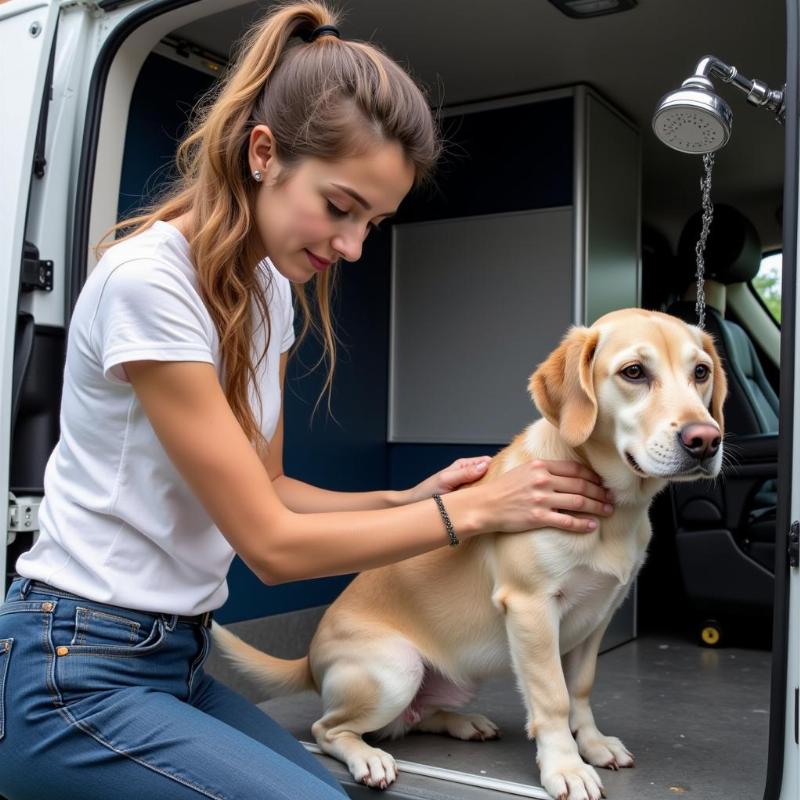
xmin=539 ymin=753 xmax=605 ymax=800
xmin=347 ymin=746 xmax=398 ymax=790
xmin=576 ymin=730 xmax=634 ymax=770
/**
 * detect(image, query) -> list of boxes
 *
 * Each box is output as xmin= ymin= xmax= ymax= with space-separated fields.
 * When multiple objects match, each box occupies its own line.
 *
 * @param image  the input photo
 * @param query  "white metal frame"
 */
xmin=0 ymin=0 xmax=60 ymax=595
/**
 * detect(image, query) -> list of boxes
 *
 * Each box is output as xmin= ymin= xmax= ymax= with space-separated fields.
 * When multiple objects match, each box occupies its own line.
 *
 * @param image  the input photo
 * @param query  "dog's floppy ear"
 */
xmin=529 ymin=326 xmax=600 ymax=447
xmin=700 ymin=330 xmax=728 ymax=434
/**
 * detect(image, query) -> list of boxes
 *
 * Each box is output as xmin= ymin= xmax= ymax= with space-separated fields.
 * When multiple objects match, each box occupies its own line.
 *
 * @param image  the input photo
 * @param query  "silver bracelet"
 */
xmin=432 ymin=494 xmax=460 ymax=547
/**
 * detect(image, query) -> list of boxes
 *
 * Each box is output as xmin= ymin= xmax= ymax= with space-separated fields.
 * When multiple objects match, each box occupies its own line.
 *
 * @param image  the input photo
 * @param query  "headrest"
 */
xmin=641 ymin=225 xmax=682 ymax=310
xmin=677 ymin=205 xmax=762 ymax=286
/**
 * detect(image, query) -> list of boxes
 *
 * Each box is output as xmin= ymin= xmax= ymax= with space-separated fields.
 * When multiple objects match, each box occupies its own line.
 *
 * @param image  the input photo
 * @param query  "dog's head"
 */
xmin=529 ymin=308 xmax=727 ymax=481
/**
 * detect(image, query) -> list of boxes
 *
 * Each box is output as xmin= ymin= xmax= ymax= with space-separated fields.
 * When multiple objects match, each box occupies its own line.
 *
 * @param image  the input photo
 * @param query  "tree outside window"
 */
xmin=752 ymin=252 xmax=782 ymax=323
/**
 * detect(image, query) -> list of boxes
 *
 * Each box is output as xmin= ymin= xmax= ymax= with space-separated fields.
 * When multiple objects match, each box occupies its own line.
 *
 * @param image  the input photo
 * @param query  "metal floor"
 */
xmin=209 ymin=630 xmax=772 ymax=800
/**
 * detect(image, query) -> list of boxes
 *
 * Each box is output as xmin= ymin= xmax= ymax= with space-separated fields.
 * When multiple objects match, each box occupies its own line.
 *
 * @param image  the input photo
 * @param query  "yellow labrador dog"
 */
xmin=213 ymin=308 xmax=726 ymax=800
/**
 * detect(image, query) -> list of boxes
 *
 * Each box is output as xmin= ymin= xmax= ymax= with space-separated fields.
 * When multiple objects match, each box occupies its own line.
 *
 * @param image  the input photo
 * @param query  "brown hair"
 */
xmin=100 ymin=1 xmax=440 ymax=454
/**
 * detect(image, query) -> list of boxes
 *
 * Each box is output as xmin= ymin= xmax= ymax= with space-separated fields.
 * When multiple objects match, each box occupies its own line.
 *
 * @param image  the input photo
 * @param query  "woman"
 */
xmin=0 ymin=3 xmax=614 ymax=798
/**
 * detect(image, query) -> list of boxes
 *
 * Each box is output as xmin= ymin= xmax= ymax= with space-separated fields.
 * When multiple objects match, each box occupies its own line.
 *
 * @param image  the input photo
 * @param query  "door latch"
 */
xmin=7 ymin=494 xmax=41 ymax=546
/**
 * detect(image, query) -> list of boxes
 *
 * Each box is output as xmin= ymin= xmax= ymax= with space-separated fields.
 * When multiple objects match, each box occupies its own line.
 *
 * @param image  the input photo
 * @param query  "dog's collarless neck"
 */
xmin=573 ymin=443 xmax=665 ymax=508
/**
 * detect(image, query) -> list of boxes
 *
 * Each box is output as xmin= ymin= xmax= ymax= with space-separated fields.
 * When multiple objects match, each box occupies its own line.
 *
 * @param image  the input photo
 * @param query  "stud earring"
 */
xmin=252 ymin=170 xmax=263 ymax=182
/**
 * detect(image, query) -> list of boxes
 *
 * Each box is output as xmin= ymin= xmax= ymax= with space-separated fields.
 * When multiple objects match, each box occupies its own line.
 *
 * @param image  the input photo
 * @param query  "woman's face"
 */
xmin=249 ymin=128 xmax=415 ymax=283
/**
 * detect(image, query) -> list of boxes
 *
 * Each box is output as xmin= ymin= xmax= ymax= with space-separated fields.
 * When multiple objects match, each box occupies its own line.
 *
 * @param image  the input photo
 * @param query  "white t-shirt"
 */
xmin=16 ymin=221 xmax=295 ymax=615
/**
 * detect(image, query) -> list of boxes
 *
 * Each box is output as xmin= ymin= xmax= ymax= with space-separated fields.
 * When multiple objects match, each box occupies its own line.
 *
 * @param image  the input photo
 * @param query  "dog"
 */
xmin=213 ymin=308 xmax=726 ymax=800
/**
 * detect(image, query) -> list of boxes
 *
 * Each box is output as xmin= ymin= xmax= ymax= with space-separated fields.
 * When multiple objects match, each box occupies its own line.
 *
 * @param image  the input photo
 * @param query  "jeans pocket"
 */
xmin=60 ymin=616 xmax=166 ymax=658
xmin=52 ymin=618 xmax=168 ymax=705
xmin=70 ymin=606 xmax=142 ymax=647
xmin=0 ymin=639 xmax=13 ymax=741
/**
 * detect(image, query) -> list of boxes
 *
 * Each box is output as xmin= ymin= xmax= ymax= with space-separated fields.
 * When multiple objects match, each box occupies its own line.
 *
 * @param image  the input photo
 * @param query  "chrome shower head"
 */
xmin=653 ymin=56 xmax=785 ymax=155
xmin=652 ymin=76 xmax=733 ymax=154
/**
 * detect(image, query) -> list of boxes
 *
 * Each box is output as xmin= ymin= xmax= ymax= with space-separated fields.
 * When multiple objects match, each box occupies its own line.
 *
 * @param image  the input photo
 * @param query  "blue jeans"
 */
xmin=0 ymin=578 xmax=347 ymax=799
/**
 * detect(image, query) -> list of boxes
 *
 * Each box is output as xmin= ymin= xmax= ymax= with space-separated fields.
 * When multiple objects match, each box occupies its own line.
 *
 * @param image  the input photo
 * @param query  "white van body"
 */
xmin=2 ymin=0 xmax=799 ymax=797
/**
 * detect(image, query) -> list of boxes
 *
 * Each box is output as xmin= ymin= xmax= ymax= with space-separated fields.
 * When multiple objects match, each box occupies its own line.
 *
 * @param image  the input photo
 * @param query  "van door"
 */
xmin=2 ymin=0 xmax=168 ymax=589
xmin=0 ymin=0 xmax=59 ymax=589
xmin=771 ymin=2 xmax=800 ymax=797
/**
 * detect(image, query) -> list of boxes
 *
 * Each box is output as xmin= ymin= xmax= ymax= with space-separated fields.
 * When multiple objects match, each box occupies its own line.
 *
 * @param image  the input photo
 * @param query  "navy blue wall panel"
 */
xmin=395 ymin=97 xmax=573 ymax=224
xmin=118 ymin=54 xmax=212 ymax=218
xmin=119 ymin=54 xmax=574 ymax=622
xmin=282 ymin=229 xmax=393 ymax=493
xmin=388 ymin=444 xmax=505 ymax=491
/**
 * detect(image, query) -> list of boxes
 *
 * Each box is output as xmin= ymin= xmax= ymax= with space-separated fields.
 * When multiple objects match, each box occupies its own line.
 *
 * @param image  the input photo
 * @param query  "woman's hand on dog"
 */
xmin=471 ymin=459 xmax=615 ymax=535
xmin=403 ymin=456 xmax=495 ymax=504
xmin=404 ymin=457 xmax=614 ymax=536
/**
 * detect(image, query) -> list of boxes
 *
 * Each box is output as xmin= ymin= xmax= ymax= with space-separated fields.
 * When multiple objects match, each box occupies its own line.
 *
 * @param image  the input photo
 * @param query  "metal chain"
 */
xmin=694 ymin=152 xmax=715 ymax=329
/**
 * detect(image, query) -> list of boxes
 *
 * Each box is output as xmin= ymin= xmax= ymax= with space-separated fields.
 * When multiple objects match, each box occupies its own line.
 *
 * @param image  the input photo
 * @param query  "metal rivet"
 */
xmin=1 ymin=642 xmax=9 ymax=653
xmin=41 ymin=602 xmax=54 ymax=612
xmin=56 ymin=646 xmax=69 ymax=657
xmin=29 ymin=21 xmax=41 ymax=37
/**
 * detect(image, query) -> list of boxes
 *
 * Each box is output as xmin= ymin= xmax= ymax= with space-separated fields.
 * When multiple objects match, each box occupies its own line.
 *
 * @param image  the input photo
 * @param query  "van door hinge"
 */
xmin=21 ymin=240 xmax=53 ymax=292
xmin=7 ymin=494 xmax=41 ymax=546
xmin=789 ymin=521 xmax=800 ymax=567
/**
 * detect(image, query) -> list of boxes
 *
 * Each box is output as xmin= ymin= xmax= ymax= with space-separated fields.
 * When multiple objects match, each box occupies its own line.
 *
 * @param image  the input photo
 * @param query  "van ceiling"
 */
xmin=175 ymin=0 xmax=786 ymax=250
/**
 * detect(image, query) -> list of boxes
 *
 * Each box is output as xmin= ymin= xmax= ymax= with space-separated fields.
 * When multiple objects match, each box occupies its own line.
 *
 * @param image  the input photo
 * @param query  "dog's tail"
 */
xmin=210 ymin=621 xmax=315 ymax=697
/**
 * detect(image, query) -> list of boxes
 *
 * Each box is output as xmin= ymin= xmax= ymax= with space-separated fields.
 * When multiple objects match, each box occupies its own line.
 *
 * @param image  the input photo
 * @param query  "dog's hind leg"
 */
xmin=311 ymin=641 xmax=425 ymax=789
xmin=408 ymin=669 xmax=500 ymax=741
xmin=414 ymin=709 xmax=500 ymax=741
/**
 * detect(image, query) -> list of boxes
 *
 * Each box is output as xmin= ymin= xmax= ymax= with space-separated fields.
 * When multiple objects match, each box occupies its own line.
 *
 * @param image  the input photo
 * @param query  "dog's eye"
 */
xmin=620 ymin=364 xmax=646 ymax=381
xmin=695 ymin=364 xmax=711 ymax=381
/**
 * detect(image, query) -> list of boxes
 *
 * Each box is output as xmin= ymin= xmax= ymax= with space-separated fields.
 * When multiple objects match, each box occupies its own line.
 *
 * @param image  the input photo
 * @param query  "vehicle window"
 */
xmin=752 ymin=251 xmax=782 ymax=323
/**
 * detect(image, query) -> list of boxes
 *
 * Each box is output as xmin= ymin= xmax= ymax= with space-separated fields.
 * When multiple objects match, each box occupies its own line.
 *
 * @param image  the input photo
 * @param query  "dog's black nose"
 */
xmin=678 ymin=423 xmax=721 ymax=460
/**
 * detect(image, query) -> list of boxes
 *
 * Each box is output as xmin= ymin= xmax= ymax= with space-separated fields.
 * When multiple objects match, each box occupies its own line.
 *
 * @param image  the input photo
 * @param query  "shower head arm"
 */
xmin=689 ymin=55 xmax=785 ymax=122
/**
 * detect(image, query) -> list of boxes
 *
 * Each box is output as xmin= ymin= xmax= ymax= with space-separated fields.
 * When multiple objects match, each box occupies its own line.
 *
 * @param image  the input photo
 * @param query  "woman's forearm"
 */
xmin=260 ymin=488 xmax=486 ymax=584
xmin=272 ymin=474 xmax=407 ymax=512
